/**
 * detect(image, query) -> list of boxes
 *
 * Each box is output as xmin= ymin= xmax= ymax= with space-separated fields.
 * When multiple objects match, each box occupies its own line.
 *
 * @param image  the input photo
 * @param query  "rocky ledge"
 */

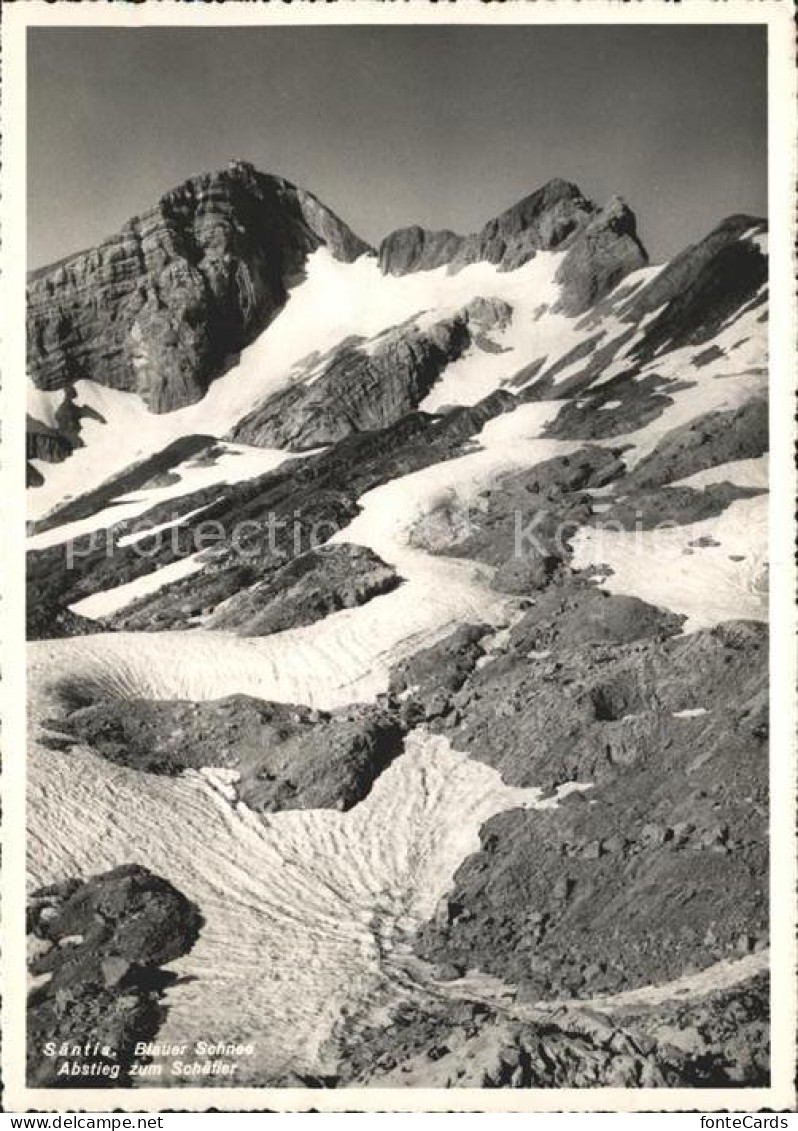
xmin=108 ymin=543 xmax=401 ymax=635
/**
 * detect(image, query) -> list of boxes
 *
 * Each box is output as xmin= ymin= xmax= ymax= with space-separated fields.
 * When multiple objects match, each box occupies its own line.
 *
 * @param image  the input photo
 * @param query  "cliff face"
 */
xmin=230 ymin=297 xmax=511 ymax=450
xmin=27 ymin=161 xmax=371 ymax=413
xmin=377 ymin=226 xmax=465 ymax=275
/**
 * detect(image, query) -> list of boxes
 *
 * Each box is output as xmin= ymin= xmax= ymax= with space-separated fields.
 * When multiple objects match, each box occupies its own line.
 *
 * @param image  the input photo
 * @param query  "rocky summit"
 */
xmin=378 ymin=178 xmax=647 ymax=288
xmin=27 ymin=161 xmax=370 ymax=414
xmin=26 ymin=162 xmax=769 ymax=1090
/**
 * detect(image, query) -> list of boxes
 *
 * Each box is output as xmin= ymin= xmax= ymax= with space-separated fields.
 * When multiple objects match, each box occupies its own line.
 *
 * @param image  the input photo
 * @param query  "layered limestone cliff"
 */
xmin=27 ymin=161 xmax=371 ymax=414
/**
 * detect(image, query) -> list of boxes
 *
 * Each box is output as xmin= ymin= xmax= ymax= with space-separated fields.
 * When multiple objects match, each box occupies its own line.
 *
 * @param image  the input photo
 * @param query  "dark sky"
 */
xmin=27 ymin=24 xmax=767 ymax=270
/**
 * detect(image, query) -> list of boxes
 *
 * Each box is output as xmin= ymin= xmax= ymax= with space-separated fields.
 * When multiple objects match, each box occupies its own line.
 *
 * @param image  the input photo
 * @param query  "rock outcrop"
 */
xmin=27 ymin=865 xmax=203 ymax=1087
xmin=379 ymin=179 xmax=647 ymax=310
xmin=378 ymin=226 xmax=465 ymax=275
xmin=27 ymin=161 xmax=371 ymax=414
xmin=407 ymin=446 xmax=626 ymax=581
xmin=203 ymin=543 xmax=401 ymax=636
xmin=554 ymin=195 xmax=648 ymax=315
xmin=408 ymin=612 xmax=767 ymax=1001
xmin=339 ymin=976 xmax=768 ymax=1087
xmin=626 ymin=397 xmax=768 ymax=489
xmin=45 ymin=694 xmax=405 ymax=814
xmin=26 ymin=386 xmax=105 ymax=466
xmin=380 ymin=178 xmax=595 ymax=274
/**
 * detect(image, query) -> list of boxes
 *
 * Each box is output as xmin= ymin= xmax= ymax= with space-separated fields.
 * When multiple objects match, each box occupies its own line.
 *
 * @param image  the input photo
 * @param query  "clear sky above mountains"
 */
xmin=28 ymin=24 xmax=766 ymax=270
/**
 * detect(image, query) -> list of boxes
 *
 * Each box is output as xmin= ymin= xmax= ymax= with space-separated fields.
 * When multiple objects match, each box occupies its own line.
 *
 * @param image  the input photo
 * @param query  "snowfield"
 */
xmin=69 ymin=553 xmax=207 ymax=620
xmin=27 ymin=725 xmax=587 ymax=1082
xmin=673 ymin=456 xmax=769 ymax=491
xmin=30 ymin=249 xmax=577 ymax=519
xmin=34 ymin=351 xmax=768 ymax=692
xmin=60 ymin=401 xmax=578 ymax=656
xmin=29 ymin=240 xmax=766 ymax=535
xmin=571 ymin=495 xmax=768 ymax=631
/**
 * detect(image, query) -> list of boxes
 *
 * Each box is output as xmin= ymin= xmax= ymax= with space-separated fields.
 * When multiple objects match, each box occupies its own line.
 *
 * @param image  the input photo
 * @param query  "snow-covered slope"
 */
xmin=27 ymin=724 xmax=588 ymax=1082
xmin=29 ymin=248 xmax=578 ymax=517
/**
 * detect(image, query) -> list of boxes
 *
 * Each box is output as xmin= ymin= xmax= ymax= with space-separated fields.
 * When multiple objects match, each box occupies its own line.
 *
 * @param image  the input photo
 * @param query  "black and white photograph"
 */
xmin=3 ymin=0 xmax=796 ymax=1114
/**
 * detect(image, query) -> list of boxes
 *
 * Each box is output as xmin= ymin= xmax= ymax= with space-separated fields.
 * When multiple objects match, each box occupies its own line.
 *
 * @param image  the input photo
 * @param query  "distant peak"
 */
xmin=495 ymin=178 xmax=591 ymax=222
xmin=27 ymin=158 xmax=372 ymax=412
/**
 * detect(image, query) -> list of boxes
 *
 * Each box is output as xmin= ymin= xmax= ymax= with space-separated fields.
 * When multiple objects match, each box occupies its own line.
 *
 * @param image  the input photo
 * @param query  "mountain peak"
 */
xmin=554 ymin=194 xmax=648 ymax=315
xmin=27 ymin=162 xmax=372 ymax=413
xmin=378 ymin=177 xmax=593 ymax=277
xmin=497 ymin=176 xmax=589 ymax=222
xmin=378 ymin=177 xmax=648 ymax=300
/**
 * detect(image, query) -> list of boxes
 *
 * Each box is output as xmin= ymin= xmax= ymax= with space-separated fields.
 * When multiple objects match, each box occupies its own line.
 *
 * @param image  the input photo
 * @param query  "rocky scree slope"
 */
xmin=336 ymin=974 xmax=769 ymax=1087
